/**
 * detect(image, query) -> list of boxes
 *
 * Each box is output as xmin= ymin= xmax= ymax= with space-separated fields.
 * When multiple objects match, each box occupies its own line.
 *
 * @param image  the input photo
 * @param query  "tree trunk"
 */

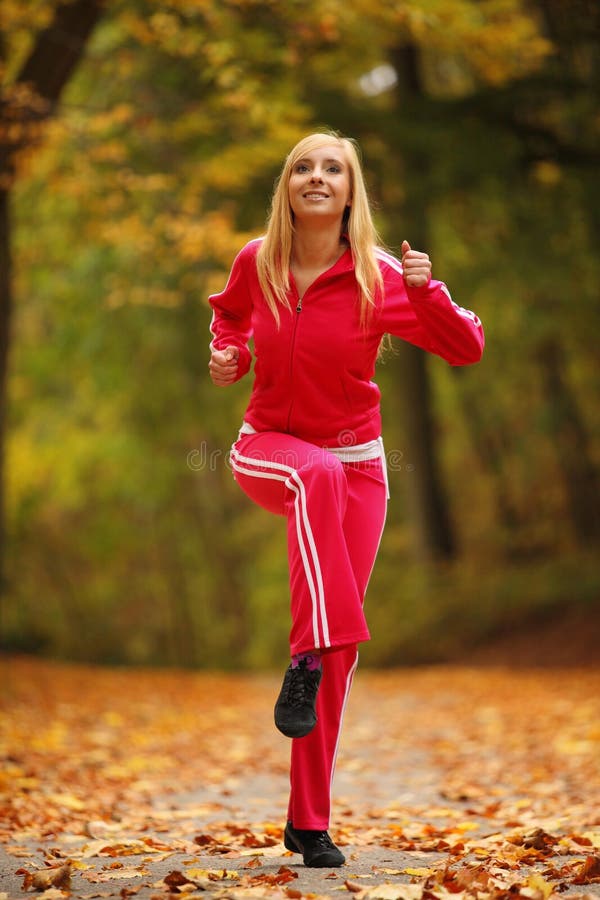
xmin=0 ymin=0 xmax=104 ymax=590
xmin=388 ymin=43 xmax=456 ymax=560
xmin=160 ymin=541 xmax=198 ymax=668
xmin=0 ymin=189 xmax=10 ymax=594
xmin=452 ymin=368 xmax=524 ymax=555
xmin=394 ymin=342 xmax=456 ymax=559
xmin=536 ymin=336 xmax=600 ymax=545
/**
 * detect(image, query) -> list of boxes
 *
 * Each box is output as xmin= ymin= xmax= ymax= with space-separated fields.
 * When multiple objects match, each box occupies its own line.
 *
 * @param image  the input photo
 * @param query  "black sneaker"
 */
xmin=284 ymin=821 xmax=345 ymax=867
xmin=274 ymin=660 xmax=322 ymax=738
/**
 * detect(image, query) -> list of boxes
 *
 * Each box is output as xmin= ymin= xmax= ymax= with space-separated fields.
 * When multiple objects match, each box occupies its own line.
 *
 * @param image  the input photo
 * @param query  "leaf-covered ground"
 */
xmin=1 ymin=657 xmax=599 ymax=900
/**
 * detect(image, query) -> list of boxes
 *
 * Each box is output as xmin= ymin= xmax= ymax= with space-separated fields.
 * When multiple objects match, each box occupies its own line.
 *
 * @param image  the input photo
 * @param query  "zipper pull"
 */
xmin=296 ymin=299 xmax=302 ymax=313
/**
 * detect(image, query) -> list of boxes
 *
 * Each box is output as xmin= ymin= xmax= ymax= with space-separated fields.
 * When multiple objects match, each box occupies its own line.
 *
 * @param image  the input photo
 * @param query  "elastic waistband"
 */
xmin=237 ymin=422 xmax=390 ymax=498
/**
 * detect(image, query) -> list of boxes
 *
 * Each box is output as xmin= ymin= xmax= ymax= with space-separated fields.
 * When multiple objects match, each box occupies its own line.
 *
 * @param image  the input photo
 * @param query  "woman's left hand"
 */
xmin=401 ymin=240 xmax=431 ymax=288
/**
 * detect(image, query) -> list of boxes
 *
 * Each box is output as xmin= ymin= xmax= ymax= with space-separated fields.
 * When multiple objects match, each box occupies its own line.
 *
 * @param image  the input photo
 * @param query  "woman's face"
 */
xmin=287 ymin=144 xmax=352 ymax=225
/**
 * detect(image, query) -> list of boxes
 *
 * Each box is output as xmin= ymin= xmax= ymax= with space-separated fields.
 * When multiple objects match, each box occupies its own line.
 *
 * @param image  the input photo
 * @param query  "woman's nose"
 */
xmin=310 ymin=169 xmax=324 ymax=182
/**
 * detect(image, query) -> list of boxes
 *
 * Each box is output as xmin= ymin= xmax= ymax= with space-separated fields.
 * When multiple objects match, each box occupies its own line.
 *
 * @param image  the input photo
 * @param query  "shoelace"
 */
xmin=311 ymin=831 xmax=335 ymax=849
xmin=285 ymin=661 xmax=319 ymax=708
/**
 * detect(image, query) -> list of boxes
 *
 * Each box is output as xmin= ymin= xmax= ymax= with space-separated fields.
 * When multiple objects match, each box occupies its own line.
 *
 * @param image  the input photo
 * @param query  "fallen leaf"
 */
xmin=31 ymin=890 xmax=67 ymax=900
xmin=83 ymin=867 xmax=147 ymax=883
xmin=403 ymin=867 xmax=435 ymax=877
xmin=573 ymin=855 xmax=600 ymax=884
xmin=582 ymin=832 xmax=600 ymax=849
xmin=21 ymin=864 xmax=71 ymax=893
xmin=522 ymin=872 xmax=555 ymax=900
xmin=362 ymin=886 xmax=424 ymax=900
xmin=5 ymin=846 xmax=35 ymax=858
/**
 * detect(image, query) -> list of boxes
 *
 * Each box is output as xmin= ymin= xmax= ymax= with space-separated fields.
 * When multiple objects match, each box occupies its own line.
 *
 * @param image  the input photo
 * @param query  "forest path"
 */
xmin=1 ymin=658 xmax=599 ymax=899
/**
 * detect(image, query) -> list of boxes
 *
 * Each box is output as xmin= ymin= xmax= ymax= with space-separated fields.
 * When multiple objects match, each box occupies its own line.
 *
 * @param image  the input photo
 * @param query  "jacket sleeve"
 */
xmin=208 ymin=245 xmax=254 ymax=382
xmin=380 ymin=272 xmax=484 ymax=365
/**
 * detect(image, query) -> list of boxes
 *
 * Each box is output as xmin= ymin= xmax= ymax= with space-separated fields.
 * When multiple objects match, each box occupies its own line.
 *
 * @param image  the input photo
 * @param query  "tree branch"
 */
xmin=0 ymin=0 xmax=105 ymax=177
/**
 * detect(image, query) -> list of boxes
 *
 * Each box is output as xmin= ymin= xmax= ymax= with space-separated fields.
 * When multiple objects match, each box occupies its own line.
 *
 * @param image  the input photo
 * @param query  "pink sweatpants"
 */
xmin=230 ymin=430 xmax=387 ymax=829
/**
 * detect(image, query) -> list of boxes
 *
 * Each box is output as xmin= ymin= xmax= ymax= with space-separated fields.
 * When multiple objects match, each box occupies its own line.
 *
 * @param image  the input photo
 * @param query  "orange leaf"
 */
xmin=574 ymin=855 xmax=600 ymax=884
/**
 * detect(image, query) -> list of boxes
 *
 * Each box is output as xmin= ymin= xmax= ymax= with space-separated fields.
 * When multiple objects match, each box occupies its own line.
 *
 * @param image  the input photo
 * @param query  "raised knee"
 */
xmin=298 ymin=450 xmax=343 ymax=481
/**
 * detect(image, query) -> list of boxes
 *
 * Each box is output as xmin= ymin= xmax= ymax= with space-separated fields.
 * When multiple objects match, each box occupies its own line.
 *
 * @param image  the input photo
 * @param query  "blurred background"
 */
xmin=1 ymin=0 xmax=598 ymax=669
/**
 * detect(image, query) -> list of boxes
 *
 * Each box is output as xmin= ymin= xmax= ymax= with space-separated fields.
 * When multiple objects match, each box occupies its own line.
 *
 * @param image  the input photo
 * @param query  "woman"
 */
xmin=208 ymin=132 xmax=484 ymax=868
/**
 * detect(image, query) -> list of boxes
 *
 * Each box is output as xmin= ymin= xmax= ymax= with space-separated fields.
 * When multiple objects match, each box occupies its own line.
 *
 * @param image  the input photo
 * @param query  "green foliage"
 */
xmin=2 ymin=0 xmax=599 ymax=666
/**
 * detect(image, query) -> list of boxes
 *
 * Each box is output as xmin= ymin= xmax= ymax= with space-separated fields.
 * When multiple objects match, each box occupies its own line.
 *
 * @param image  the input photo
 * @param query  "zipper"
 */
xmin=286 ymin=288 xmax=302 ymax=431
xmin=286 ymin=249 xmax=348 ymax=430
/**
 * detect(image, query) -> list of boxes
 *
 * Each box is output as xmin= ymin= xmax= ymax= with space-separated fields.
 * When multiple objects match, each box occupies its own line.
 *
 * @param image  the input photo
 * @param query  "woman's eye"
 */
xmin=295 ymin=164 xmax=309 ymax=173
xmin=328 ymin=166 xmax=341 ymax=173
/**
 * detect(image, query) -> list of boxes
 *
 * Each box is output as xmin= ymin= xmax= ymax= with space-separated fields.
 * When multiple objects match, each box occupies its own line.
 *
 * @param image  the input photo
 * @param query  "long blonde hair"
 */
xmin=256 ymin=132 xmax=383 ymax=326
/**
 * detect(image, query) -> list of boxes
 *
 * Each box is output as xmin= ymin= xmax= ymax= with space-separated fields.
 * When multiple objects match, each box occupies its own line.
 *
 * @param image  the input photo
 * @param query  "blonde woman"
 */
xmin=208 ymin=132 xmax=484 ymax=867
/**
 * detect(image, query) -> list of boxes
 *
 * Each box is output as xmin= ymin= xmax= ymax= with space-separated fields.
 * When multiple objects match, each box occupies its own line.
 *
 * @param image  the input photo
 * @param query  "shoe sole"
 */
xmin=274 ymin=715 xmax=317 ymax=739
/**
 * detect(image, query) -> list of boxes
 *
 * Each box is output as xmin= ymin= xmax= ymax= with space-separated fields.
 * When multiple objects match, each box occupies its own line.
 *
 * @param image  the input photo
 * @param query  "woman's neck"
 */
xmin=291 ymin=223 xmax=346 ymax=271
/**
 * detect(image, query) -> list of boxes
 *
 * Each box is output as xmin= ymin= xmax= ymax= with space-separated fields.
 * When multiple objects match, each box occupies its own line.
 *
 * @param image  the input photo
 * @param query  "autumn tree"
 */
xmin=3 ymin=0 xmax=598 ymax=665
xmin=0 ymin=0 xmax=104 ymax=593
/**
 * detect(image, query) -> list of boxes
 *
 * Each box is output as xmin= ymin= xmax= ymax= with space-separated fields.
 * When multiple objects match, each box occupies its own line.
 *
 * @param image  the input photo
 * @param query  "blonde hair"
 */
xmin=256 ymin=132 xmax=383 ymax=326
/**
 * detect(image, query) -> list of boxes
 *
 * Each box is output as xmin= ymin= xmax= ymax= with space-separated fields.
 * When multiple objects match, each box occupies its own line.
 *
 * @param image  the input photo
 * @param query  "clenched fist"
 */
xmin=401 ymin=240 xmax=431 ymax=288
xmin=209 ymin=345 xmax=240 ymax=386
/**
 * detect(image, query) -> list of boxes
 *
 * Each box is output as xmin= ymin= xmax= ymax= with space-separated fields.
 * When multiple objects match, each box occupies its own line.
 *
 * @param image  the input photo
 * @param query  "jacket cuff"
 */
xmin=235 ymin=345 xmax=252 ymax=380
xmin=404 ymin=277 xmax=436 ymax=302
xmin=210 ymin=340 xmax=252 ymax=382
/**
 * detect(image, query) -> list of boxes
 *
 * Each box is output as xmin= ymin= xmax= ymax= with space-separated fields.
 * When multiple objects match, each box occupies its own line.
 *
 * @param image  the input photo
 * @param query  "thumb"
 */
xmin=401 ymin=240 xmax=411 ymax=256
xmin=224 ymin=346 xmax=239 ymax=362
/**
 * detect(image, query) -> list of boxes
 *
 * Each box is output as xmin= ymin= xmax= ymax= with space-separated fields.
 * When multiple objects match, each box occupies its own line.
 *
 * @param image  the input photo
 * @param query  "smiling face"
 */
xmin=287 ymin=144 xmax=352 ymax=225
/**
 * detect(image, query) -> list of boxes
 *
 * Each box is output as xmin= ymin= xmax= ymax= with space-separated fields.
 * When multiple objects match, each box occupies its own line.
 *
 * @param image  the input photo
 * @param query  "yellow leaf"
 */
xmin=49 ymin=793 xmax=85 ymax=811
xmin=523 ymin=873 xmax=554 ymax=900
xmin=402 ymin=866 xmax=435 ymax=876
xmin=185 ymin=868 xmax=239 ymax=880
xmin=455 ymin=822 xmax=481 ymax=833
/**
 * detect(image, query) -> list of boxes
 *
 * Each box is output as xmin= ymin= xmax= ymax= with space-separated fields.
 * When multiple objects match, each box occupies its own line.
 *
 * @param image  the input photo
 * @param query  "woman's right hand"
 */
xmin=209 ymin=345 xmax=240 ymax=386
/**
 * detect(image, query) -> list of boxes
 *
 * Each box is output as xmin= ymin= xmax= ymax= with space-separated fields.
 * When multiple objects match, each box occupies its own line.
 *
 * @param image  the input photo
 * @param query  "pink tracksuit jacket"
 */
xmin=209 ymin=237 xmax=484 ymax=447
xmin=209 ymin=237 xmax=484 ymax=832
